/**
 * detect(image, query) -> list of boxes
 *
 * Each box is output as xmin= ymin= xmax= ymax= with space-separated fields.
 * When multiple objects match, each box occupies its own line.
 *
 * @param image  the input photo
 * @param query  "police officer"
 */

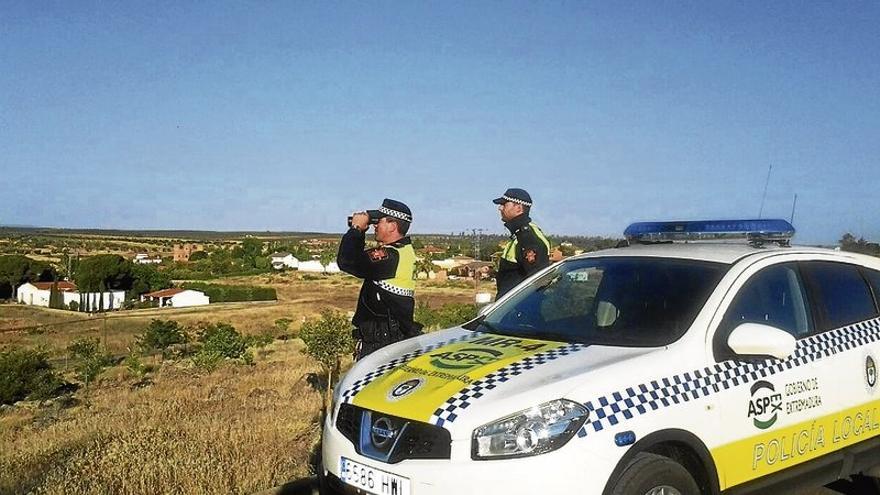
xmin=493 ymin=188 xmax=551 ymax=297
xmin=337 ymin=199 xmax=422 ymax=360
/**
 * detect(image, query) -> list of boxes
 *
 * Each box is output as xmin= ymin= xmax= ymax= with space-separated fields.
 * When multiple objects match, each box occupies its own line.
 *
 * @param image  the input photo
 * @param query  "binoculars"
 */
xmin=347 ymin=210 xmax=382 ymax=228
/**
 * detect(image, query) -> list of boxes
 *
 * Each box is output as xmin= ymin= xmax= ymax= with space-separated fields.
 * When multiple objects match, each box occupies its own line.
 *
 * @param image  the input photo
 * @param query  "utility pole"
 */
xmin=472 ymin=228 xmax=485 ymax=260
xmin=471 ymin=228 xmax=486 ymax=299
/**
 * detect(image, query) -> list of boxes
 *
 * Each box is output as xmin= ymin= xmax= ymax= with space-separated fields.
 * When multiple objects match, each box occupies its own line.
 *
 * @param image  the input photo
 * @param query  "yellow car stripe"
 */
xmin=351 ymin=333 xmax=565 ymax=422
xmin=712 ymin=398 xmax=880 ymax=489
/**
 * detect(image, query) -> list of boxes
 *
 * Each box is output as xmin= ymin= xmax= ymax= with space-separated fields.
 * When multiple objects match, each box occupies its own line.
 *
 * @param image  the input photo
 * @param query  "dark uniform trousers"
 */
xmin=496 ymin=214 xmax=551 ymax=298
xmin=336 ymin=228 xmax=422 ymax=360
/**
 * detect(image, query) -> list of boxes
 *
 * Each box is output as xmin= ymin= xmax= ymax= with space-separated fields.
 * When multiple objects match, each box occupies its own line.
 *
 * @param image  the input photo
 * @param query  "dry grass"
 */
xmin=0 ymin=340 xmax=323 ymax=495
xmin=0 ymin=273 xmax=476 ymax=494
xmin=1 ymin=272 xmax=476 ymax=357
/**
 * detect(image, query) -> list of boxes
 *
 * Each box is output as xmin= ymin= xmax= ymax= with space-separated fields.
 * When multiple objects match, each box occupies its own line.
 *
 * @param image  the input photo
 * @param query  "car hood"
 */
xmin=336 ymin=327 xmax=659 ymax=438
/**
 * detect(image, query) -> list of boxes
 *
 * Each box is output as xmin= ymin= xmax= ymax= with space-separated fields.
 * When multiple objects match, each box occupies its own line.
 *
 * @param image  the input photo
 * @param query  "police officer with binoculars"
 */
xmin=337 ymin=199 xmax=422 ymax=360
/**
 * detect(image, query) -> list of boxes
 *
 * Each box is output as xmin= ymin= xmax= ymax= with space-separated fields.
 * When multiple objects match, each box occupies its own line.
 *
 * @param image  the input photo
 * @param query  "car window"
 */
xmin=475 ymin=257 xmax=727 ymax=347
xmin=721 ymin=263 xmax=812 ymax=340
xmin=862 ymin=268 xmax=880 ymax=308
xmin=802 ymin=262 xmax=878 ymax=331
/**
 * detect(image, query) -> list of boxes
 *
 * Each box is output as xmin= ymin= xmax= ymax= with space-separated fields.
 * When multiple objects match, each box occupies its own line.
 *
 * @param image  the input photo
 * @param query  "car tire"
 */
xmin=609 ymin=452 xmax=701 ymax=495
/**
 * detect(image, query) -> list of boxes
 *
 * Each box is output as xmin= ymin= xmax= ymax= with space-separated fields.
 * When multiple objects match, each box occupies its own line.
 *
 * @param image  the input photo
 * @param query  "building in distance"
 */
xmin=140 ymin=288 xmax=210 ymax=308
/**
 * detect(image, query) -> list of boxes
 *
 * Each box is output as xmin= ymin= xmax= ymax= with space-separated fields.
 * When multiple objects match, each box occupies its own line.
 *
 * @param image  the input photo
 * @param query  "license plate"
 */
xmin=339 ymin=456 xmax=411 ymax=495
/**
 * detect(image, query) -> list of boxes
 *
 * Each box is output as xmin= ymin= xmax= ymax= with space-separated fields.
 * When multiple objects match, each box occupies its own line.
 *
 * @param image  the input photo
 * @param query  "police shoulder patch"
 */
xmin=368 ymin=248 xmax=389 ymax=262
xmin=524 ymin=249 xmax=537 ymax=264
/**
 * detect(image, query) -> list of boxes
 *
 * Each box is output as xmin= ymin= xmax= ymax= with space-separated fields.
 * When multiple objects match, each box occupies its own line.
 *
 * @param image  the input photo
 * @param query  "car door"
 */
xmin=797 ymin=261 xmax=880 ymax=462
xmin=710 ymin=261 xmax=822 ymax=490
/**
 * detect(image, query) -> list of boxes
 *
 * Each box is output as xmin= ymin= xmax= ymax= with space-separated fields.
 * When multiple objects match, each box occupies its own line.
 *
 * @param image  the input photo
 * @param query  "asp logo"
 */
xmin=429 ymin=347 xmax=504 ymax=370
xmin=747 ymin=380 xmax=783 ymax=430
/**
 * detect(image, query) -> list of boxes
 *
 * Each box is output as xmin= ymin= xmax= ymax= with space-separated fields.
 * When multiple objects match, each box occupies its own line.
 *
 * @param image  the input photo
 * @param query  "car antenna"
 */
xmin=758 ymin=163 xmax=772 ymax=219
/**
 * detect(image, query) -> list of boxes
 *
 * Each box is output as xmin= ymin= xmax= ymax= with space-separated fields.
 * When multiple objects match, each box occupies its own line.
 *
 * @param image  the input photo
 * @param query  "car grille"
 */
xmin=335 ymin=403 xmax=452 ymax=463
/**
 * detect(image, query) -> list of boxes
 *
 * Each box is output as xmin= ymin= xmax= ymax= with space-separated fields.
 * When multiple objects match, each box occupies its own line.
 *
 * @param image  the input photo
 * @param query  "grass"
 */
xmin=1 ymin=272 xmax=475 ymax=358
xmin=0 ymin=271 xmax=477 ymax=494
xmin=0 ymin=340 xmax=323 ymax=494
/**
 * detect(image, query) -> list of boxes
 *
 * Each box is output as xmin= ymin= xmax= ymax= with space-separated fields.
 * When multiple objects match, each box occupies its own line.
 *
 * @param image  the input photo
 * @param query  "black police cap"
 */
xmin=368 ymin=198 xmax=412 ymax=223
xmin=492 ymin=188 xmax=533 ymax=207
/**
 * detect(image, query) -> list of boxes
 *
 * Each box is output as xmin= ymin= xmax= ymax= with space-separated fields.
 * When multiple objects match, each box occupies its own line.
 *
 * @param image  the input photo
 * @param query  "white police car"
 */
xmin=321 ymin=219 xmax=880 ymax=495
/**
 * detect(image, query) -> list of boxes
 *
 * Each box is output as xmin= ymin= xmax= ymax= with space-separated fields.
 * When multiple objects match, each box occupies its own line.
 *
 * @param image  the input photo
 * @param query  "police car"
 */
xmin=321 ymin=219 xmax=880 ymax=495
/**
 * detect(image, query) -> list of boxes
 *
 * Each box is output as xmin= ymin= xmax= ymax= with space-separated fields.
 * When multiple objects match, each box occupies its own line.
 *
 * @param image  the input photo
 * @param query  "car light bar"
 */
xmin=624 ymin=219 xmax=795 ymax=245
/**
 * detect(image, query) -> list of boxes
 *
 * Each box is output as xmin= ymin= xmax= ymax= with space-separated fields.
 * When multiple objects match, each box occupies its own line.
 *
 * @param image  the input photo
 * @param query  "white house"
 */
xmin=16 ymin=281 xmax=125 ymax=310
xmin=324 ymin=261 xmax=341 ymax=274
xmin=141 ymin=288 xmax=210 ymax=308
xmin=270 ymin=252 xmax=299 ymax=270
xmin=297 ymin=260 xmax=328 ymax=273
xmin=133 ymin=253 xmax=162 ymax=264
xmin=16 ymin=281 xmax=77 ymax=307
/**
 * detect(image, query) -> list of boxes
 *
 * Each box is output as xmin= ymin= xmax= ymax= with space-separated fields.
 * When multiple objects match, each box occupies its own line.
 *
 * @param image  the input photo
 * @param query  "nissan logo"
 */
xmin=371 ymin=417 xmax=398 ymax=449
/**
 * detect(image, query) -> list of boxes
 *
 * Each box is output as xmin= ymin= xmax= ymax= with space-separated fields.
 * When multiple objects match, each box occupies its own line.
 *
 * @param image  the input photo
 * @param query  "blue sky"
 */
xmin=2 ymin=1 xmax=878 ymax=244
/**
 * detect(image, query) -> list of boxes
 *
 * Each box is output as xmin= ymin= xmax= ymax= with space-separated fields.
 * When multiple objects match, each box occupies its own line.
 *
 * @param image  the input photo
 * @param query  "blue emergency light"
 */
xmin=624 ymin=219 xmax=795 ymax=245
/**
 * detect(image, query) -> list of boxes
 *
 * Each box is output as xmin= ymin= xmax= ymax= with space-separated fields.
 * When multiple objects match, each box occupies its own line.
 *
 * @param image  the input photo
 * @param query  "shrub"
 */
xmin=182 ymin=283 xmax=277 ymax=302
xmin=274 ymin=317 xmax=293 ymax=333
xmin=247 ymin=332 xmax=274 ymax=349
xmin=299 ymin=310 xmax=355 ymax=374
xmin=137 ymin=319 xmax=188 ymax=353
xmin=188 ymin=250 xmax=209 ymax=262
xmin=0 ymin=347 xmax=64 ymax=405
xmin=192 ymin=349 xmax=223 ymax=371
xmin=124 ymin=351 xmax=147 ymax=378
xmin=66 ymin=338 xmax=113 ymax=386
xmin=415 ymin=302 xmax=478 ymax=331
xmin=197 ymin=322 xmax=248 ymax=359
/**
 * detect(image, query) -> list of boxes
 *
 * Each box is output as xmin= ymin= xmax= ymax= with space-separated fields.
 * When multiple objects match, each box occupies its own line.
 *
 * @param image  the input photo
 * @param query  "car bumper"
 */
xmin=321 ymin=413 xmax=612 ymax=494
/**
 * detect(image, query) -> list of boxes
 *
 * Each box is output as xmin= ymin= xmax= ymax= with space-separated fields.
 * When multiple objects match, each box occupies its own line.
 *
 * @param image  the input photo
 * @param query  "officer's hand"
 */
xmin=350 ymin=212 xmax=369 ymax=231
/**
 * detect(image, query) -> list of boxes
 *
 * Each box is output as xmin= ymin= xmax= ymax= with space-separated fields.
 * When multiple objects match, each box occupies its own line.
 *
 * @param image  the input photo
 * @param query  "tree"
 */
xmin=299 ymin=310 xmax=355 ymax=410
xmin=0 ymin=255 xmax=56 ymax=299
xmin=235 ymin=237 xmax=264 ymax=268
xmin=137 ymin=319 xmax=188 ymax=357
xmin=67 ymin=338 xmax=112 ymax=389
xmin=319 ymin=250 xmax=335 ymax=270
xmin=48 ymin=281 xmax=63 ymax=309
xmin=74 ymin=254 xmax=132 ymax=293
xmin=415 ymin=254 xmax=435 ymax=278
xmin=188 ymin=250 xmax=208 ymax=262
xmin=128 ymin=263 xmax=172 ymax=299
xmin=209 ymin=249 xmax=234 ymax=275
xmin=840 ymin=232 xmax=880 ymax=257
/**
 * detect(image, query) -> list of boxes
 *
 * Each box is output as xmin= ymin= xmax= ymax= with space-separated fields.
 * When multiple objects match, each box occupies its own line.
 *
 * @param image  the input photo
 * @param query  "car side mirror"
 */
xmin=727 ymin=322 xmax=796 ymax=360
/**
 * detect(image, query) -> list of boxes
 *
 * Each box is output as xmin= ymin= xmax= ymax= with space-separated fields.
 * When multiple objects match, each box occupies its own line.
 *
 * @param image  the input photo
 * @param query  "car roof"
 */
xmin=571 ymin=242 xmax=844 ymax=265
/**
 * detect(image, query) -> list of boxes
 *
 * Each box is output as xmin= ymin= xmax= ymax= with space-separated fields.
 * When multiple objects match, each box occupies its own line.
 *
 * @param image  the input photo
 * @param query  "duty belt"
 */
xmin=373 ymin=280 xmax=414 ymax=297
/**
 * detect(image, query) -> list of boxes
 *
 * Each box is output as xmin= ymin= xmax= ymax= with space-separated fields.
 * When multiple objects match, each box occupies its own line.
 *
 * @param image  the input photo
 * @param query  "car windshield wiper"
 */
xmin=476 ymin=319 xmax=502 ymax=334
xmin=494 ymin=328 xmax=590 ymax=345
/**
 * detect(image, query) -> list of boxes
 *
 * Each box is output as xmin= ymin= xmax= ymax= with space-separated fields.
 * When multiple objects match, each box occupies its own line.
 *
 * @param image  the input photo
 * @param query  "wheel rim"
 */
xmin=644 ymin=486 xmax=682 ymax=495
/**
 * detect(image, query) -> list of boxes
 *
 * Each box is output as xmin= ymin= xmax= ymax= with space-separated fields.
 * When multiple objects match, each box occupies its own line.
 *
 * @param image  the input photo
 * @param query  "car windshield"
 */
xmin=468 ymin=257 xmax=728 ymax=347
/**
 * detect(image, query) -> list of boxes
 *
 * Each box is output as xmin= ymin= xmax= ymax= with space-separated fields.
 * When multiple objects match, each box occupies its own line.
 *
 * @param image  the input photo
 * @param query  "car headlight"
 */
xmin=472 ymin=399 xmax=589 ymax=460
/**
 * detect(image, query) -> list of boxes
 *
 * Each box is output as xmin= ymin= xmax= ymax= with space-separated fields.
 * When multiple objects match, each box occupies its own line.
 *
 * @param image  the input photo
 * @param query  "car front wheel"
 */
xmin=609 ymin=452 xmax=701 ymax=495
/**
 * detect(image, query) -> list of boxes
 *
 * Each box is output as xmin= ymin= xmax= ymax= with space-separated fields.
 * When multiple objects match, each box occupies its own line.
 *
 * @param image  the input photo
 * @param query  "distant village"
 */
xmin=0 ymin=228 xmax=620 ymax=313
